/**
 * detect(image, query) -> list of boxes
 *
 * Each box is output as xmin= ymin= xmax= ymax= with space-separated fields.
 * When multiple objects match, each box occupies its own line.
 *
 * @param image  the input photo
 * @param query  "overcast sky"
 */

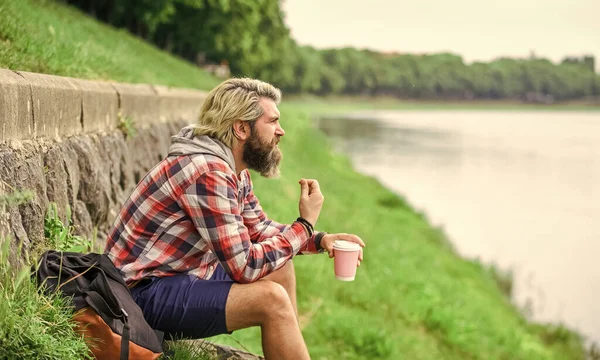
xmin=282 ymin=0 xmax=600 ymax=69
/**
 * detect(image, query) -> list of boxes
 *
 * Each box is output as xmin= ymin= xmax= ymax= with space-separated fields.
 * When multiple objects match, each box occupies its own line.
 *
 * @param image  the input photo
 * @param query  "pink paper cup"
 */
xmin=333 ymin=240 xmax=361 ymax=281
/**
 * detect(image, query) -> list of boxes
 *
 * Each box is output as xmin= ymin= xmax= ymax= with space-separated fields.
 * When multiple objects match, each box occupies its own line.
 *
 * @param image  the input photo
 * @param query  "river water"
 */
xmin=316 ymin=110 xmax=600 ymax=344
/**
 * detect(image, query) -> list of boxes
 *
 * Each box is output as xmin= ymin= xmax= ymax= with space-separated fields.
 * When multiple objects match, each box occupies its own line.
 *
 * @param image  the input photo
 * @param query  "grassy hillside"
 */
xmin=0 ymin=0 xmax=220 ymax=89
xmin=0 ymin=0 xmax=589 ymax=359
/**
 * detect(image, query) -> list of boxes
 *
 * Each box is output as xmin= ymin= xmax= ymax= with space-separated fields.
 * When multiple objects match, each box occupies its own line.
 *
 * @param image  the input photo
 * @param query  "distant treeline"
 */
xmin=65 ymin=0 xmax=600 ymax=102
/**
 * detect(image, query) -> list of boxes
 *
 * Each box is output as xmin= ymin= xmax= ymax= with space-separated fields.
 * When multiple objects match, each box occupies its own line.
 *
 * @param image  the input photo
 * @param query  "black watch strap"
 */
xmin=314 ymin=232 xmax=327 ymax=253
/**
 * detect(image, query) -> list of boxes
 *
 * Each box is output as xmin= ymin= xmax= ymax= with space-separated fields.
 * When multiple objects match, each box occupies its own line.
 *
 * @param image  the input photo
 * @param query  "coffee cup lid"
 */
xmin=333 ymin=240 xmax=361 ymax=251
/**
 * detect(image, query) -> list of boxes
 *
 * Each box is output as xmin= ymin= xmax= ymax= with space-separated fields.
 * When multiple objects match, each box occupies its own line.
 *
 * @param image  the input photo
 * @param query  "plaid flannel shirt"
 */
xmin=105 ymin=153 xmax=321 ymax=284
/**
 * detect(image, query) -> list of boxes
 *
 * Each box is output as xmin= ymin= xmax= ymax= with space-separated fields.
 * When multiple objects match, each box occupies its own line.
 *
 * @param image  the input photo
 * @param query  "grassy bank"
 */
xmin=0 ymin=0 xmax=590 ymax=359
xmin=0 ymin=0 xmax=220 ymax=89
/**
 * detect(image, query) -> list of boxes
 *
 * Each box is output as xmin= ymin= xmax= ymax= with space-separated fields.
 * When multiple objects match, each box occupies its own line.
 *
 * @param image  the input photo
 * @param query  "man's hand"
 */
xmin=298 ymin=178 xmax=324 ymax=226
xmin=321 ymin=233 xmax=365 ymax=267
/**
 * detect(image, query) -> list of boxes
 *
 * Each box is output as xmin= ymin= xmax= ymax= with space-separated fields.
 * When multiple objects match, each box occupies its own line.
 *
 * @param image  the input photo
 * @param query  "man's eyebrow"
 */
xmin=271 ymin=114 xmax=280 ymax=120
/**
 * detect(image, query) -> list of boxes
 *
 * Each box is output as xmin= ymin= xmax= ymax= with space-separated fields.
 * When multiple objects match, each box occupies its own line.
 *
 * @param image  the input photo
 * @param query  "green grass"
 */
xmin=0 ymin=0 xmax=220 ymax=89
xmin=0 ymin=0 xmax=592 ymax=359
xmin=0 ymin=190 xmax=91 ymax=360
xmin=0 ymin=242 xmax=92 ymax=360
xmin=162 ymin=340 xmax=213 ymax=360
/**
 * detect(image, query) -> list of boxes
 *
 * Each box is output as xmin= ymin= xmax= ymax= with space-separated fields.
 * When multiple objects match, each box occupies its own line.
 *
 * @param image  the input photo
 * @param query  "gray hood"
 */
xmin=168 ymin=125 xmax=236 ymax=172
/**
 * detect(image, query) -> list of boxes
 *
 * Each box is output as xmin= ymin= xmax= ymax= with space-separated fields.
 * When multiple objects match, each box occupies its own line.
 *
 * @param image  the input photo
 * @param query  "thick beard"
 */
xmin=242 ymin=129 xmax=282 ymax=179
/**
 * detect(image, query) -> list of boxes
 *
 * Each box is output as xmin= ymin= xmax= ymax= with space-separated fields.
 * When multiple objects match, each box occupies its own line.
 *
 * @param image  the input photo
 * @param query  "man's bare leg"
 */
xmin=225 ymin=280 xmax=310 ymax=360
xmin=261 ymin=260 xmax=297 ymax=318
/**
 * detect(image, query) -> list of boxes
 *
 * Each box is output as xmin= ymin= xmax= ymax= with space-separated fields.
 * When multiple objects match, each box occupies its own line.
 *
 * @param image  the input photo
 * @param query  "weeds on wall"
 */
xmin=0 ymin=189 xmax=34 ymax=207
xmin=117 ymin=111 xmax=137 ymax=138
xmin=44 ymin=203 xmax=93 ymax=253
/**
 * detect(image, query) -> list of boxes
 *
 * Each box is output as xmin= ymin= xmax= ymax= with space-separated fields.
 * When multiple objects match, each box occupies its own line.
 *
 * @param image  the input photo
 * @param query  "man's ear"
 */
xmin=233 ymin=120 xmax=250 ymax=141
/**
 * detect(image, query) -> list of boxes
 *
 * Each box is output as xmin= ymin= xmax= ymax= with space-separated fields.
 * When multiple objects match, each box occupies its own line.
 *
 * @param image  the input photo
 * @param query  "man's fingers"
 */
xmin=299 ymin=179 xmax=322 ymax=196
xmin=305 ymin=179 xmax=320 ymax=192
xmin=359 ymin=249 xmax=363 ymax=261
xmin=337 ymin=233 xmax=365 ymax=247
xmin=299 ymin=179 xmax=308 ymax=197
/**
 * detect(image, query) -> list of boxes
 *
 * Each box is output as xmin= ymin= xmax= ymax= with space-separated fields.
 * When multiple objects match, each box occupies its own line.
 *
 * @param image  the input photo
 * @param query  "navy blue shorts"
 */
xmin=130 ymin=265 xmax=234 ymax=340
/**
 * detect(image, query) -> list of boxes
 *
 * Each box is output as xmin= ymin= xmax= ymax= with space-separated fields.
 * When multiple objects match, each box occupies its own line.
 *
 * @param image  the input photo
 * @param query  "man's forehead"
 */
xmin=259 ymin=98 xmax=280 ymax=118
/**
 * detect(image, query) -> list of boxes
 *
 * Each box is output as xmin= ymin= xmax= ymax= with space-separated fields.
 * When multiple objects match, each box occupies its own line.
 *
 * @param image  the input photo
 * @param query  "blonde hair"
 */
xmin=194 ymin=78 xmax=282 ymax=148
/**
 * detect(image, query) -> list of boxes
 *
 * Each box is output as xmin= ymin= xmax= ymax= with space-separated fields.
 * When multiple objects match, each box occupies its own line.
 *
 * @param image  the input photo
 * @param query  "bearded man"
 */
xmin=105 ymin=78 xmax=364 ymax=360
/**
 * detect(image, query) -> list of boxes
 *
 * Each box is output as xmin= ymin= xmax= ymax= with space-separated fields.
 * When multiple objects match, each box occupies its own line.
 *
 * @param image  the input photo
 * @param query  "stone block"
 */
xmin=12 ymin=143 xmax=48 ymax=249
xmin=153 ymin=85 xmax=205 ymax=124
xmin=43 ymin=145 xmax=70 ymax=222
xmin=0 ymin=180 xmax=9 ymax=239
xmin=0 ymin=69 xmax=33 ymax=142
xmin=72 ymin=199 xmax=93 ymax=240
xmin=111 ymin=82 xmax=159 ymax=127
xmin=68 ymin=136 xmax=111 ymax=225
xmin=18 ymin=71 xmax=82 ymax=139
xmin=70 ymin=78 xmax=119 ymax=133
xmin=61 ymin=140 xmax=81 ymax=206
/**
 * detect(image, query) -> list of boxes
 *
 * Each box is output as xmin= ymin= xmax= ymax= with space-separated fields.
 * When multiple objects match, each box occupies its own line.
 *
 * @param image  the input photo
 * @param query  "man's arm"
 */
xmin=177 ymin=170 xmax=310 ymax=283
xmin=242 ymin=175 xmax=324 ymax=254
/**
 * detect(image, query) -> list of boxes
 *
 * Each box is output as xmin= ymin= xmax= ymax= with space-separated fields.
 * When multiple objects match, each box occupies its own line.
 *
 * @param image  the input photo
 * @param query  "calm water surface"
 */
xmin=317 ymin=110 xmax=600 ymax=343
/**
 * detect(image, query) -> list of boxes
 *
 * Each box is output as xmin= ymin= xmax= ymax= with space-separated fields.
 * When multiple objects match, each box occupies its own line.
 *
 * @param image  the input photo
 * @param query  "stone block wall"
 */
xmin=0 ymin=69 xmax=206 ymax=252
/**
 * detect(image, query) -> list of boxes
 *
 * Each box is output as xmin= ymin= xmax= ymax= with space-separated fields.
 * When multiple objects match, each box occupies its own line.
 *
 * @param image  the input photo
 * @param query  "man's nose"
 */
xmin=276 ymin=123 xmax=285 ymax=137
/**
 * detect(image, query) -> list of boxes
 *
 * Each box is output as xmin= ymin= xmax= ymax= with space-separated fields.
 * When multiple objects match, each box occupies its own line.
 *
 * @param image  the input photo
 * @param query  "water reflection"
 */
xmin=318 ymin=116 xmax=463 ymax=166
xmin=317 ymin=110 xmax=600 ymax=344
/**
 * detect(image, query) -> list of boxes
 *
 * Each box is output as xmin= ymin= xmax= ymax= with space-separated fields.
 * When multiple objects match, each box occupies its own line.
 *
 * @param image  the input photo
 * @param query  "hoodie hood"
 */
xmin=168 ymin=125 xmax=236 ymax=172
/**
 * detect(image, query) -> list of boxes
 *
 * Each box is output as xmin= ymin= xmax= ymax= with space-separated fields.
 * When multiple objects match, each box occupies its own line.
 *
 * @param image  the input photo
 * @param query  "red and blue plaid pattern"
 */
xmin=105 ymin=154 xmax=319 ymax=284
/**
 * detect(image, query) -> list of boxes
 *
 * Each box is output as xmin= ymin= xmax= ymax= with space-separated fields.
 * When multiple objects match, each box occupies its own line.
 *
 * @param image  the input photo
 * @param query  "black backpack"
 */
xmin=34 ymin=250 xmax=163 ymax=360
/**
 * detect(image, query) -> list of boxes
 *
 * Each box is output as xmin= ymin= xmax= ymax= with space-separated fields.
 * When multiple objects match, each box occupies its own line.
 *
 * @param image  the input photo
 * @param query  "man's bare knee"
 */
xmin=258 ymin=281 xmax=295 ymax=323
xmin=225 ymin=280 xmax=295 ymax=331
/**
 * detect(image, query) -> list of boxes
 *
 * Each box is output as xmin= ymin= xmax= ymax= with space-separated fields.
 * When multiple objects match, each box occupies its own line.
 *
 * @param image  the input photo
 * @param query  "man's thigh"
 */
xmin=131 ymin=267 xmax=234 ymax=340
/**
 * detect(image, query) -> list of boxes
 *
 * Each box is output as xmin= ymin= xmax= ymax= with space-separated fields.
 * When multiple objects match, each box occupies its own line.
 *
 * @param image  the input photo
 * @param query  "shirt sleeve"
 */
xmin=177 ymin=170 xmax=310 ymax=283
xmin=241 ymin=175 xmax=323 ymax=254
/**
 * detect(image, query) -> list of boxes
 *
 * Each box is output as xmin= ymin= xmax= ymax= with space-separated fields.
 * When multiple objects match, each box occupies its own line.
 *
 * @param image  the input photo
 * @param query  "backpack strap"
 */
xmin=83 ymin=291 xmax=130 ymax=360
xmin=120 ymin=309 xmax=130 ymax=360
xmin=83 ymin=290 xmax=123 ymax=319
